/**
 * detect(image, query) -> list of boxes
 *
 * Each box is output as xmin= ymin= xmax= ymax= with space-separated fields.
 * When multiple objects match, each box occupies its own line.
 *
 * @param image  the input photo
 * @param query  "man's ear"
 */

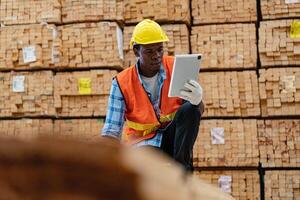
xmin=133 ymin=46 xmax=140 ymax=58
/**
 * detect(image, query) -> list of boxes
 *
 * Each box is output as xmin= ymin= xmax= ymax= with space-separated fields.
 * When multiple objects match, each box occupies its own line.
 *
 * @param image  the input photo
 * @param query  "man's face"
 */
xmin=133 ymin=42 xmax=164 ymax=76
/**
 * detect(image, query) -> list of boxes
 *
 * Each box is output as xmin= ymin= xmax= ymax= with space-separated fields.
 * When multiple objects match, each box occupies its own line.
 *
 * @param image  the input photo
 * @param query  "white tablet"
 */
xmin=168 ymin=54 xmax=202 ymax=97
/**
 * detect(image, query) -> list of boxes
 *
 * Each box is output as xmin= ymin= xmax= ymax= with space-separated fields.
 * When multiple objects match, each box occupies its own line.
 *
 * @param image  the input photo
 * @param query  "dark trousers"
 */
xmin=160 ymin=102 xmax=201 ymax=171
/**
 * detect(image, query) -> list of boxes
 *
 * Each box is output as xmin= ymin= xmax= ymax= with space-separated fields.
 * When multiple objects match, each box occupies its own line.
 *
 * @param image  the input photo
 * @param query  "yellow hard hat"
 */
xmin=130 ymin=19 xmax=169 ymax=47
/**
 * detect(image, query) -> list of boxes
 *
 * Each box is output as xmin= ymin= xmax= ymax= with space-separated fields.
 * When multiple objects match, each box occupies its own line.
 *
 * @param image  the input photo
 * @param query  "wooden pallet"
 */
xmin=261 ymin=0 xmax=300 ymax=20
xmin=0 ymin=71 xmax=55 ymax=117
xmin=191 ymin=23 xmax=257 ymax=70
xmin=57 ymin=22 xmax=124 ymax=70
xmin=193 ymin=119 xmax=259 ymax=167
xmin=265 ymin=170 xmax=300 ymax=200
xmin=259 ymin=68 xmax=300 ymax=116
xmin=0 ymin=0 xmax=61 ymax=25
xmin=124 ymin=0 xmax=190 ymax=25
xmin=195 ymin=170 xmax=260 ymax=200
xmin=123 ymin=24 xmax=190 ymax=67
xmin=54 ymin=70 xmax=117 ymax=117
xmin=61 ymin=0 xmax=123 ymax=23
xmin=192 ymin=0 xmax=257 ymax=24
xmin=258 ymin=120 xmax=300 ymax=167
xmin=0 ymin=24 xmax=61 ymax=70
xmin=199 ymin=71 xmax=261 ymax=117
xmin=259 ymin=20 xmax=300 ymax=67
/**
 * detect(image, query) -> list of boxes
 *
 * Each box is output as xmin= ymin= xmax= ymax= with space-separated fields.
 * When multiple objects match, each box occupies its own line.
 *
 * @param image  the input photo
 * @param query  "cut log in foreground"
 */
xmin=0 ymin=137 xmax=234 ymax=200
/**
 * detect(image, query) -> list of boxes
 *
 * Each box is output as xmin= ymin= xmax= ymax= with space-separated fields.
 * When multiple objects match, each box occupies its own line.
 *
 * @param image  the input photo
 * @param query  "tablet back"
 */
xmin=168 ymin=54 xmax=201 ymax=97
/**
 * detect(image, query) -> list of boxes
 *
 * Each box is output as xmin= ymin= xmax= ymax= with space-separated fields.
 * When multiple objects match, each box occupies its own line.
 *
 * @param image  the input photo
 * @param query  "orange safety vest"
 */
xmin=116 ymin=56 xmax=182 ymax=145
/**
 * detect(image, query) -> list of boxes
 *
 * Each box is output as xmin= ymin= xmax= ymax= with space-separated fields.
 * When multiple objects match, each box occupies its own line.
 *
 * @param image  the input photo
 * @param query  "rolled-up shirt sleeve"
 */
xmin=101 ymin=79 xmax=125 ymax=140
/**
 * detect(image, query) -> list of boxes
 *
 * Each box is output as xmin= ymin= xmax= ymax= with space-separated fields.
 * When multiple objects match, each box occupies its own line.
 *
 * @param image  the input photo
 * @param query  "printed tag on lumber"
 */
xmin=218 ymin=176 xmax=232 ymax=193
xmin=290 ymin=21 xmax=300 ymax=38
xmin=12 ymin=76 xmax=25 ymax=93
xmin=211 ymin=127 xmax=225 ymax=144
xmin=78 ymin=78 xmax=92 ymax=95
xmin=285 ymin=0 xmax=299 ymax=3
xmin=22 ymin=46 xmax=37 ymax=63
xmin=281 ymin=75 xmax=296 ymax=93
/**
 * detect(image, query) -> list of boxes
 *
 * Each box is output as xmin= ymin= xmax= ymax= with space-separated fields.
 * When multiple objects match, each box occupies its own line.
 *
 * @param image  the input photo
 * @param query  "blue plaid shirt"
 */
xmin=102 ymin=61 xmax=167 ymax=147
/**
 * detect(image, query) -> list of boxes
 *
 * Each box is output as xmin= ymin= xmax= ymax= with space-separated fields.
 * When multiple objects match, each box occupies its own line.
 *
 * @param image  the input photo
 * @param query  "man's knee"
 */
xmin=178 ymin=102 xmax=201 ymax=119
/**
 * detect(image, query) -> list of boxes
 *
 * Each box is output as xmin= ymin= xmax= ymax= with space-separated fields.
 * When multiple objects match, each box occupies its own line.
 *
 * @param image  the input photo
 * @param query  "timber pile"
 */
xmin=265 ymin=170 xmax=300 ymax=200
xmin=0 ymin=0 xmax=61 ymax=25
xmin=0 ymin=119 xmax=53 ymax=139
xmin=259 ymin=20 xmax=300 ymax=67
xmin=61 ymin=0 xmax=123 ymax=23
xmin=192 ymin=0 xmax=257 ymax=24
xmin=54 ymin=70 xmax=117 ymax=117
xmin=261 ymin=0 xmax=300 ymax=20
xmin=259 ymin=68 xmax=300 ymax=116
xmin=0 ymin=137 xmax=234 ymax=200
xmin=193 ymin=119 xmax=259 ymax=167
xmin=0 ymin=71 xmax=55 ymax=117
xmin=258 ymin=120 xmax=300 ymax=167
xmin=199 ymin=71 xmax=261 ymax=117
xmin=123 ymin=24 xmax=190 ymax=67
xmin=124 ymin=0 xmax=190 ymax=25
xmin=0 ymin=24 xmax=61 ymax=70
xmin=191 ymin=23 xmax=257 ymax=70
xmin=58 ymin=22 xmax=124 ymax=70
xmin=195 ymin=170 xmax=260 ymax=200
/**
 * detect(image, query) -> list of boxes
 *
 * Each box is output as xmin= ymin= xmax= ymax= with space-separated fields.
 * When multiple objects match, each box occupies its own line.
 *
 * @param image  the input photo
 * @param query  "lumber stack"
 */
xmin=259 ymin=20 xmax=300 ymax=67
xmin=0 ymin=119 xmax=53 ymax=139
xmin=54 ymin=70 xmax=117 ymax=117
xmin=265 ymin=170 xmax=300 ymax=200
xmin=195 ymin=170 xmax=260 ymax=200
xmin=124 ymin=0 xmax=190 ymax=25
xmin=58 ymin=22 xmax=124 ymax=70
xmin=123 ymin=24 xmax=190 ymax=67
xmin=54 ymin=119 xmax=104 ymax=140
xmin=191 ymin=23 xmax=257 ymax=70
xmin=193 ymin=120 xmax=259 ymax=167
xmin=0 ymin=137 xmax=234 ymax=200
xmin=0 ymin=71 xmax=55 ymax=117
xmin=61 ymin=0 xmax=123 ymax=23
xmin=199 ymin=71 xmax=260 ymax=117
xmin=192 ymin=0 xmax=257 ymax=24
xmin=258 ymin=120 xmax=300 ymax=167
xmin=0 ymin=0 xmax=61 ymax=25
xmin=259 ymin=68 xmax=300 ymax=116
xmin=0 ymin=24 xmax=61 ymax=70
xmin=261 ymin=0 xmax=300 ymax=20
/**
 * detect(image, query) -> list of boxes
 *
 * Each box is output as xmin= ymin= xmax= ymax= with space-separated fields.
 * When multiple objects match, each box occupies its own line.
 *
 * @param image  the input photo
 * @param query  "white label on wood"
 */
xmin=218 ymin=176 xmax=232 ymax=193
xmin=285 ymin=0 xmax=299 ymax=3
xmin=12 ymin=76 xmax=25 ymax=93
xmin=116 ymin=26 xmax=124 ymax=60
xmin=22 ymin=46 xmax=37 ymax=63
xmin=211 ymin=127 xmax=225 ymax=144
xmin=282 ymin=75 xmax=296 ymax=93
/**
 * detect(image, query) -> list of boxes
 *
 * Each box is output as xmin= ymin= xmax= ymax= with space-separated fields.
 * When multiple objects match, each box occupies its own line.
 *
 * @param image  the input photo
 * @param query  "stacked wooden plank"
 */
xmin=192 ymin=0 xmax=257 ymax=24
xmin=0 ymin=119 xmax=53 ymax=139
xmin=265 ymin=170 xmax=300 ymax=200
xmin=0 ymin=24 xmax=61 ymax=70
xmin=124 ymin=0 xmax=190 ymax=25
xmin=193 ymin=120 xmax=259 ymax=167
xmin=261 ymin=0 xmax=300 ymax=20
xmin=259 ymin=68 xmax=300 ymax=116
xmin=191 ymin=24 xmax=257 ymax=70
xmin=61 ymin=0 xmax=123 ymax=23
xmin=0 ymin=71 xmax=55 ymax=117
xmin=123 ymin=24 xmax=190 ymax=67
xmin=0 ymin=0 xmax=61 ymax=25
xmin=195 ymin=170 xmax=260 ymax=200
xmin=58 ymin=22 xmax=124 ymax=70
xmin=54 ymin=119 xmax=104 ymax=140
xmin=259 ymin=20 xmax=300 ymax=67
xmin=54 ymin=70 xmax=117 ymax=117
xmin=199 ymin=71 xmax=260 ymax=117
xmin=258 ymin=120 xmax=300 ymax=167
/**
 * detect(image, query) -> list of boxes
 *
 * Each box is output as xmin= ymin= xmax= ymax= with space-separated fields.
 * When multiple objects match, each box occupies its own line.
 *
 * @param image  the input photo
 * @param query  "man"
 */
xmin=102 ymin=19 xmax=204 ymax=171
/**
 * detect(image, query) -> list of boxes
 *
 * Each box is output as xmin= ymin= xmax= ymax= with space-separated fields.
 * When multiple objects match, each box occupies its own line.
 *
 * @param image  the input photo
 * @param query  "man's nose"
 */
xmin=152 ymin=51 xmax=161 ymax=59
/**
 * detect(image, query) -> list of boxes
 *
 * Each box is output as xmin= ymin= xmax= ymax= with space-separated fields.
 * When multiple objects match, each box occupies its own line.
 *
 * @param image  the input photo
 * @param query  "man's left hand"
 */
xmin=179 ymin=80 xmax=203 ymax=106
